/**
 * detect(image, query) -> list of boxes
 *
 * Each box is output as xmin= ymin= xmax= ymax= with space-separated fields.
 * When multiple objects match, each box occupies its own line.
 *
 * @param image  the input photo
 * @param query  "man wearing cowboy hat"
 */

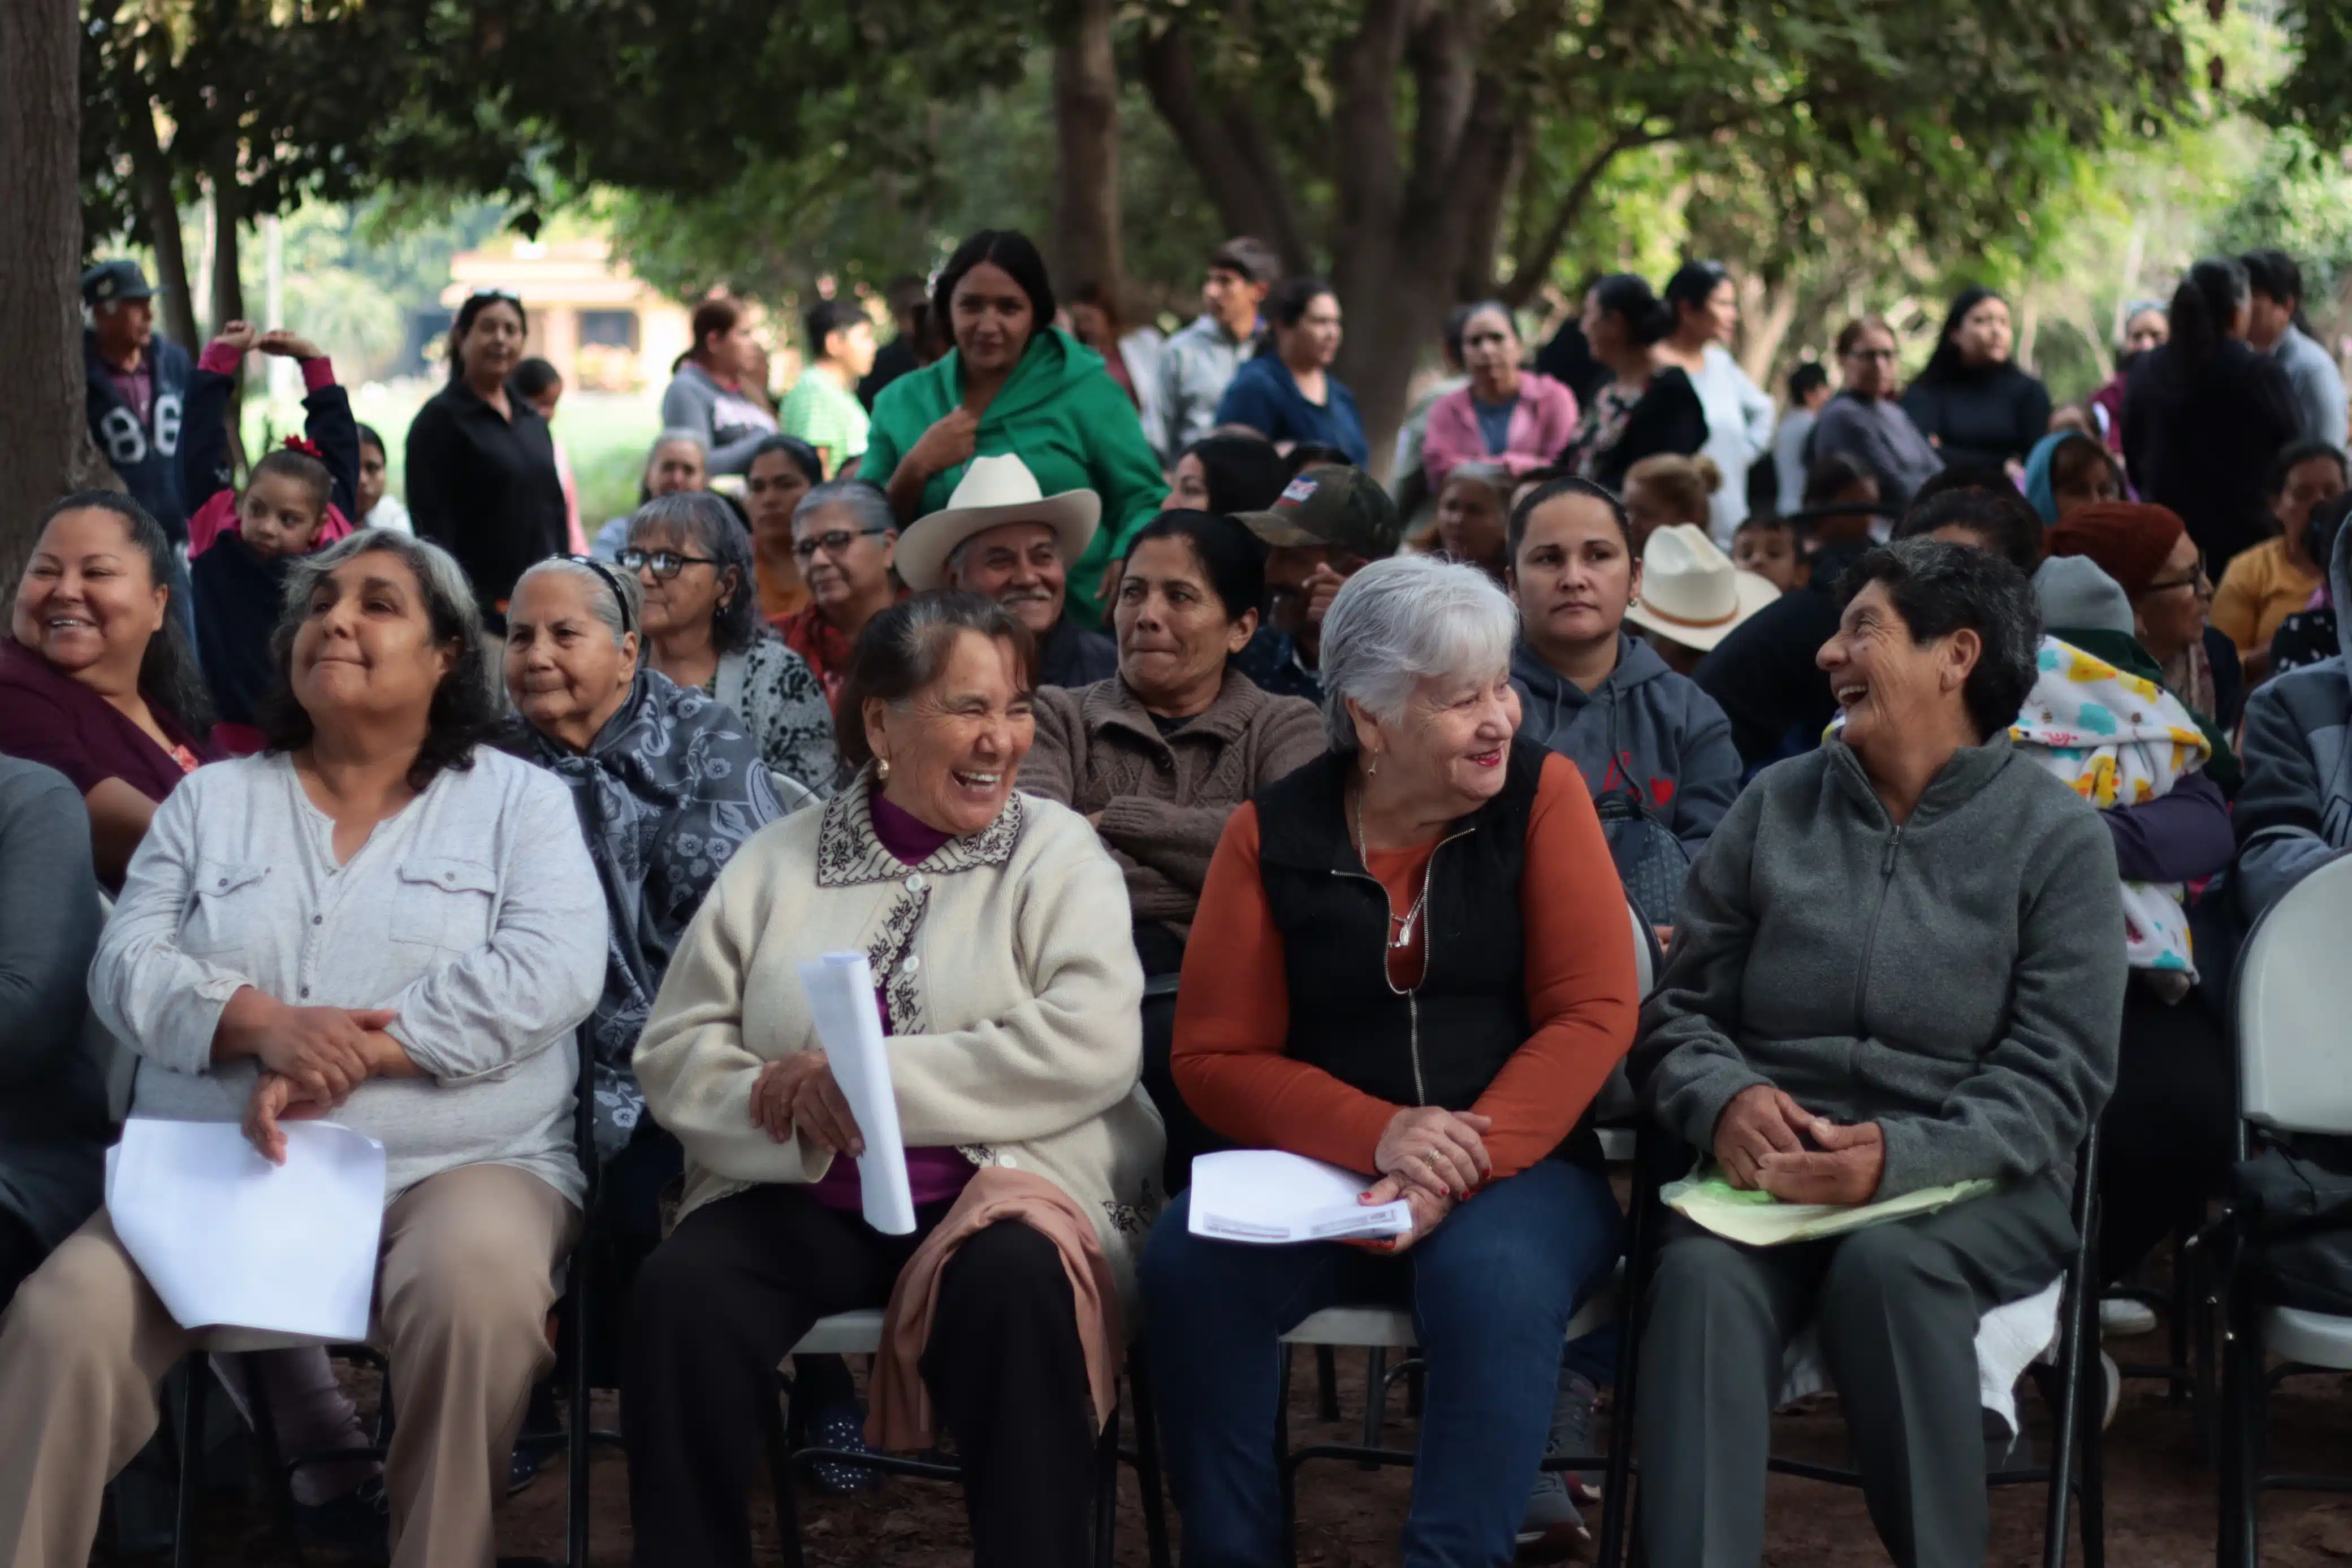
xmin=895 ymin=453 xmax=1118 ymax=688
xmin=1624 ymin=523 xmax=1781 ymax=677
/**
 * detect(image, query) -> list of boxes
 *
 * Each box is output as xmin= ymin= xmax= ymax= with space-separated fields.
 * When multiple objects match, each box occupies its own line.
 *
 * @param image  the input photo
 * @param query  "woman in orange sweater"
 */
xmin=1139 ymin=554 xmax=1638 ymax=1567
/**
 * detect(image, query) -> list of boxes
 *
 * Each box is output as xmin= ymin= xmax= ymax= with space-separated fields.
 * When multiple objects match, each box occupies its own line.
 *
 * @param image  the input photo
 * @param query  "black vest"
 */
xmin=1255 ymin=737 xmax=1598 ymax=1164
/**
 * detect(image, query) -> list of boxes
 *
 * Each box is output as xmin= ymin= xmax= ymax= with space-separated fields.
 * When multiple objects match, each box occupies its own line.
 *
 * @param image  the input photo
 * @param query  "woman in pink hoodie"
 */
xmin=1421 ymin=302 xmax=1580 ymax=491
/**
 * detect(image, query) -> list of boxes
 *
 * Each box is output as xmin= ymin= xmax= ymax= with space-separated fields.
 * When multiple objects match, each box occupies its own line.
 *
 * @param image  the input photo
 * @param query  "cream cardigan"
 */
xmin=634 ymin=772 xmax=1164 ymax=1298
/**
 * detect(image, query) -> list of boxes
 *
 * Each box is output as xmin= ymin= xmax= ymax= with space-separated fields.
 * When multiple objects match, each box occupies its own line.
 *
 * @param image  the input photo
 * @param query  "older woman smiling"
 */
xmin=501 ymin=557 xmax=782 ymax=1241
xmin=625 ymin=594 xmax=1161 ymax=1568
xmin=0 ymin=529 xmax=606 ymax=1568
xmin=1632 ymin=537 xmax=2124 ymax=1568
xmin=625 ymin=492 xmax=836 ymax=797
xmin=1144 ymin=555 xmax=1637 ymax=1567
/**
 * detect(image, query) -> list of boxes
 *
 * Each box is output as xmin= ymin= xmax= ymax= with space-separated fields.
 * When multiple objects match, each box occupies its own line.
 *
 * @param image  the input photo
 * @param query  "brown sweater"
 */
xmin=1017 ymin=667 xmax=1325 ymax=938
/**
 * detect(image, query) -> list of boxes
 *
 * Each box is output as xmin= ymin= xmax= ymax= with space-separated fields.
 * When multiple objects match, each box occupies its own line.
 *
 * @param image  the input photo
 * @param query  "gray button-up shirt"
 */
xmin=1156 ymin=313 xmax=1255 ymax=461
xmin=90 ymin=749 xmax=607 ymax=1206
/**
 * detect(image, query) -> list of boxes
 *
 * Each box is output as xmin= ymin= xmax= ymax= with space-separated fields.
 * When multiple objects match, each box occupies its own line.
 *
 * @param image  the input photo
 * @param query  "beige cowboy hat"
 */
xmin=895 ymin=454 xmax=1101 ymax=592
xmin=1622 ymin=524 xmax=1780 ymax=653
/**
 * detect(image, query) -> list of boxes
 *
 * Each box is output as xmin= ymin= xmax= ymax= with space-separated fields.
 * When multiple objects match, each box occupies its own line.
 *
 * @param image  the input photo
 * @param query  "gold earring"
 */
xmin=876 ymin=757 xmax=892 ymax=781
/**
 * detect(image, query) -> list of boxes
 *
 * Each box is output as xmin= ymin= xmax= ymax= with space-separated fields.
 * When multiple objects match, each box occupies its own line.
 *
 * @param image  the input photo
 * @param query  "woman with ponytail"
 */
xmin=1557 ymin=274 xmax=1709 ymax=491
xmin=2122 ymin=258 xmax=2302 ymax=574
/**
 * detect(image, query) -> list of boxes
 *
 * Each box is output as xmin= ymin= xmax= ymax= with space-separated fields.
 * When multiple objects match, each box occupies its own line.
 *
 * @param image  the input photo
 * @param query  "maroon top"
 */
xmin=0 ymin=637 xmax=216 ymax=803
xmin=809 ymin=786 xmax=976 ymax=1215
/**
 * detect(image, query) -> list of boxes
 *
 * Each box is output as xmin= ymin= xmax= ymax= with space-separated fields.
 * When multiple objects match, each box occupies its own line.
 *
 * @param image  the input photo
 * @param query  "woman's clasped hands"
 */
xmin=220 ymin=986 xmax=421 ymax=1163
xmin=1355 ymin=1105 xmax=1494 ymax=1252
xmin=750 ymin=1050 xmax=866 ymax=1159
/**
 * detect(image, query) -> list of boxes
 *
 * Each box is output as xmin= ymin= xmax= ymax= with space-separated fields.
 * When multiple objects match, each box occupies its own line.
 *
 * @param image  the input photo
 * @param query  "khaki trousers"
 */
xmin=0 ymin=1162 xmax=577 ymax=1568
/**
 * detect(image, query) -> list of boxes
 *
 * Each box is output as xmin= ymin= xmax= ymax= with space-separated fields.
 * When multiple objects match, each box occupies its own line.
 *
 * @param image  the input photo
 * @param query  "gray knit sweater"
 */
xmin=1636 ymin=734 xmax=2125 ymax=1198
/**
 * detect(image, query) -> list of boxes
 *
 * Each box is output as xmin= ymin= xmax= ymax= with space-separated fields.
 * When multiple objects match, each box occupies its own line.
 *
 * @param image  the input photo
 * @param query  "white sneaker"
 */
xmin=2102 ymin=1350 xmax=2122 ymax=1431
xmin=2099 ymin=1296 xmax=2158 ymax=1339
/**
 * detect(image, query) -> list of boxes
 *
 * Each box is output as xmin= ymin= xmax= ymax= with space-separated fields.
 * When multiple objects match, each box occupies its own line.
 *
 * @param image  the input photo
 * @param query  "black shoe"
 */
xmin=805 ymin=1401 xmax=881 ymax=1496
xmin=295 ymin=1475 xmax=390 ymax=1563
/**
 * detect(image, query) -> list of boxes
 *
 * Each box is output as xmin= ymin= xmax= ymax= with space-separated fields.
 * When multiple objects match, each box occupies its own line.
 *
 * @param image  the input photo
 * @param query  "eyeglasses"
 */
xmin=2144 ymin=567 xmax=2212 ymax=596
xmin=790 ymin=527 xmax=889 ymax=564
xmin=617 ymin=547 xmax=720 ymax=582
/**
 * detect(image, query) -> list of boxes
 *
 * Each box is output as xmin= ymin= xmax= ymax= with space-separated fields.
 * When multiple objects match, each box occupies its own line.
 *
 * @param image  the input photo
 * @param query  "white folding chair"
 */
xmin=2220 ymin=854 xmax=2352 ymax=1566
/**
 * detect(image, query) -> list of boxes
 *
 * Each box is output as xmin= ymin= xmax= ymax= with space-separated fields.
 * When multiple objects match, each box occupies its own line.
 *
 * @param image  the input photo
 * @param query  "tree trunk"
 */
xmin=117 ymin=68 xmax=199 ymax=353
xmin=1050 ymin=0 xmax=1122 ymax=302
xmin=0 ymin=0 xmax=107 ymax=582
xmin=210 ymin=157 xmax=248 ymax=475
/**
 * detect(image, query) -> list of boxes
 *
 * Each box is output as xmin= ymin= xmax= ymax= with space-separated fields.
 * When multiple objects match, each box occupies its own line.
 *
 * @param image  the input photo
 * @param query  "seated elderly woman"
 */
xmin=1632 ymin=536 xmax=2125 ymax=1568
xmin=623 ymin=593 xmax=1162 ymax=1568
xmin=624 ymin=491 xmax=836 ymax=798
xmin=0 ymin=529 xmax=606 ymax=1568
xmin=500 ymin=557 xmax=782 ymax=1254
xmin=1018 ymin=509 xmax=1324 ymax=1188
xmin=1142 ymin=555 xmax=1638 ymax=1566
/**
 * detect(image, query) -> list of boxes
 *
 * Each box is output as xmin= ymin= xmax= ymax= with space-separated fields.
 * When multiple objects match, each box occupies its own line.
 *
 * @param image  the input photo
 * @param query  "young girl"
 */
xmin=183 ymin=322 xmax=359 ymax=753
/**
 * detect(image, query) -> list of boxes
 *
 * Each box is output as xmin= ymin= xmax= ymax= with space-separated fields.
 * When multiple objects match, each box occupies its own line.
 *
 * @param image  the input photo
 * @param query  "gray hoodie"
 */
xmin=2236 ymin=517 xmax=2352 ymax=922
xmin=1637 ymin=735 xmax=2124 ymax=1199
xmin=1511 ymin=633 xmax=1743 ymax=856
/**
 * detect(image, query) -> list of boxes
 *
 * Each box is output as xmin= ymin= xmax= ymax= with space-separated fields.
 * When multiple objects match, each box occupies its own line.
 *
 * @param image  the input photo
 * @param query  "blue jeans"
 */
xmin=1142 ymin=1158 xmax=1622 ymax=1567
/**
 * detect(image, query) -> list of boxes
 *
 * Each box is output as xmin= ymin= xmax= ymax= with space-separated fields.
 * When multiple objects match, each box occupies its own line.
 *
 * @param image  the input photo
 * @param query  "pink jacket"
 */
xmin=1422 ymin=371 xmax=1580 ymax=489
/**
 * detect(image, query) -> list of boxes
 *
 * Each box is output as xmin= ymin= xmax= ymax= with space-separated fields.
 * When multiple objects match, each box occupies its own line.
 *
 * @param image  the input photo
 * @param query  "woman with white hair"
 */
xmin=1140 ymin=554 xmax=1640 ymax=1566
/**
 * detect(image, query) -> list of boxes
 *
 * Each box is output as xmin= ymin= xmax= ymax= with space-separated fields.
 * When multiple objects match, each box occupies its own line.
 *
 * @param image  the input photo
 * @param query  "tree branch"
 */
xmin=1135 ymin=20 xmax=1309 ymax=266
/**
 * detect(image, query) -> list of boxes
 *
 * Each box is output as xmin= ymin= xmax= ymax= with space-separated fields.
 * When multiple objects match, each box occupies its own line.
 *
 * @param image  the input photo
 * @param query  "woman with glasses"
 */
xmin=1808 ymin=317 xmax=1944 ymax=513
xmin=405 ymin=292 xmax=569 ymax=633
xmin=773 ymin=479 xmax=906 ymax=701
xmin=623 ymin=493 xmax=836 ymax=797
xmin=2049 ymin=500 xmax=2243 ymax=735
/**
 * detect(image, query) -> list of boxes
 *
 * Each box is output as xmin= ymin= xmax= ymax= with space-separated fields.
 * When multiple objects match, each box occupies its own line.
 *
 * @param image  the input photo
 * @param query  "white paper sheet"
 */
xmin=105 ymin=1118 xmax=386 ymax=1342
xmin=1187 ymin=1149 xmax=1413 ymax=1244
xmin=797 ymin=952 xmax=917 ymax=1236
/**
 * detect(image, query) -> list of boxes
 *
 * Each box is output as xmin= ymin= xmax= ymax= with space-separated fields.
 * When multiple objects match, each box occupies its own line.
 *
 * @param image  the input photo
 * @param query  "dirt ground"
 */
xmin=102 ymin=1319 xmax=2352 ymax=1567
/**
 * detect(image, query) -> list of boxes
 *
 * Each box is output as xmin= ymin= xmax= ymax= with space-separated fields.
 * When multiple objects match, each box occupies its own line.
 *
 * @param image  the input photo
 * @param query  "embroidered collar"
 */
xmin=816 ymin=766 xmax=1025 ymax=887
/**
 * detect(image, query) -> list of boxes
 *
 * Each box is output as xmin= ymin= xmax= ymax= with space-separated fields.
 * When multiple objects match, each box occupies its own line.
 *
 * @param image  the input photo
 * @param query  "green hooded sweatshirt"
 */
xmin=863 ymin=328 xmax=1166 ymax=628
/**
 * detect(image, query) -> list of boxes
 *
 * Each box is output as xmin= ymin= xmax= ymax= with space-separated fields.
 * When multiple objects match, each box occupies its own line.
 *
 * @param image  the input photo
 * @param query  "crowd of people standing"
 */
xmin=2 ymin=227 xmax=2347 ymax=1568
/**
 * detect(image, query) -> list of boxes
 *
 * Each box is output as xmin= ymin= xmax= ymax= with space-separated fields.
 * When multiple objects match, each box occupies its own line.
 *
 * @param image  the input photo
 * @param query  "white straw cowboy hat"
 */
xmin=894 ymin=454 xmax=1101 ymax=592
xmin=1622 ymin=523 xmax=1780 ymax=653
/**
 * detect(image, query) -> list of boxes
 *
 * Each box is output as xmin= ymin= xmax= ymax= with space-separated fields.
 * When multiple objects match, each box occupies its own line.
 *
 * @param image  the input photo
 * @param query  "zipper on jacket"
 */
xmin=1335 ymin=822 xmax=1472 ymax=1108
xmin=1851 ymin=824 xmax=1903 ymax=1037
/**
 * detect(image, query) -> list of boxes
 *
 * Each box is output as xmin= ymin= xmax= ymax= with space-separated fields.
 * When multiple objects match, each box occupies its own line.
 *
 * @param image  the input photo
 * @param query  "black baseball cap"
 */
xmin=81 ymin=259 xmax=159 ymax=307
xmin=1235 ymin=465 xmax=1402 ymax=560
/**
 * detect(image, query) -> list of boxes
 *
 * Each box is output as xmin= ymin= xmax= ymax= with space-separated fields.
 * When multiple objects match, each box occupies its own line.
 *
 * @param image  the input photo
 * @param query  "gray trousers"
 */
xmin=1634 ymin=1177 xmax=2074 ymax=1568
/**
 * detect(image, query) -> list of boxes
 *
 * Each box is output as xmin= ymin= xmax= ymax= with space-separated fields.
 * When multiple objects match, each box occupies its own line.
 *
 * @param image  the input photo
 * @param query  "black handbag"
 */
xmin=1592 ymin=784 xmax=1692 ymax=927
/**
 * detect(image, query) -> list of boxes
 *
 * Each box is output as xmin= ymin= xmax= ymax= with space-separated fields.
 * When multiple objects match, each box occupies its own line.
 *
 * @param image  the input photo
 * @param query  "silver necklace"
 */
xmin=1352 ymin=790 xmax=1432 ymax=952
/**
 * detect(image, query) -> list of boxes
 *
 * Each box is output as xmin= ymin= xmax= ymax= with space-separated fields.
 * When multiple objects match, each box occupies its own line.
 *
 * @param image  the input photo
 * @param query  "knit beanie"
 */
xmin=2046 ymin=502 xmax=2187 ymax=599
